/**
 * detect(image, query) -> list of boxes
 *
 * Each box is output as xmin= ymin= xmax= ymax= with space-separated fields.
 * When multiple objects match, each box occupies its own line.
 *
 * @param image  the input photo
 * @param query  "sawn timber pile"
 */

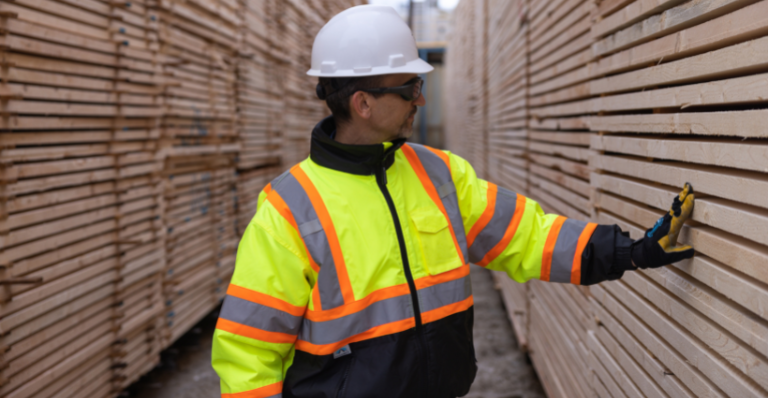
xmin=0 ymin=1 xmax=361 ymax=397
xmin=446 ymin=0 xmax=768 ymax=397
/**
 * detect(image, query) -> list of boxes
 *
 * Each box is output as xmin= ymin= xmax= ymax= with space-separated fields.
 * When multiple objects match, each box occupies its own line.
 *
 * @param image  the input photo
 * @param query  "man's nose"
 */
xmin=414 ymin=92 xmax=426 ymax=106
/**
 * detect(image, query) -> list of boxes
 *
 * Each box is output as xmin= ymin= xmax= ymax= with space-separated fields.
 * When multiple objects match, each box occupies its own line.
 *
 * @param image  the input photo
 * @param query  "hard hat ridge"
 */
xmin=307 ymin=4 xmax=434 ymax=77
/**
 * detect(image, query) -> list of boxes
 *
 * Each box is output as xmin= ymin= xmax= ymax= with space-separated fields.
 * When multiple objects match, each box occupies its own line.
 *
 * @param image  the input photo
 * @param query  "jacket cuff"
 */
xmin=579 ymin=224 xmax=631 ymax=285
xmin=614 ymin=243 xmax=634 ymax=272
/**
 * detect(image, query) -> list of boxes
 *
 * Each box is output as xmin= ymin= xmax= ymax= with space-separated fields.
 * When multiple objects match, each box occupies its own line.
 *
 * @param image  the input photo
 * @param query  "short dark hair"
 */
xmin=318 ymin=76 xmax=384 ymax=124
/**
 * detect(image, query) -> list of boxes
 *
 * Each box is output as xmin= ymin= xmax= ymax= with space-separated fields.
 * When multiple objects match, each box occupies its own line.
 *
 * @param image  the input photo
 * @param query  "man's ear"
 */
xmin=349 ymin=91 xmax=374 ymax=120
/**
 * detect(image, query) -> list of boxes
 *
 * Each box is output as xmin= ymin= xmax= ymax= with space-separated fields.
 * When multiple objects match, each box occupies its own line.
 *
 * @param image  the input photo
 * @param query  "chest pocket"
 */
xmin=410 ymin=207 xmax=464 ymax=276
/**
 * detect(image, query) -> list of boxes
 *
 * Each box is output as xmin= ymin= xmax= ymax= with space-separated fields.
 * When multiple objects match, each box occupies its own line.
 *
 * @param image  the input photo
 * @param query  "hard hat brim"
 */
xmin=307 ymin=58 xmax=434 ymax=78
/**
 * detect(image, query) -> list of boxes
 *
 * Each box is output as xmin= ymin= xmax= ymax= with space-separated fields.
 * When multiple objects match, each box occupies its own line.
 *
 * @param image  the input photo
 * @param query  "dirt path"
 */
xmin=124 ymin=265 xmax=544 ymax=398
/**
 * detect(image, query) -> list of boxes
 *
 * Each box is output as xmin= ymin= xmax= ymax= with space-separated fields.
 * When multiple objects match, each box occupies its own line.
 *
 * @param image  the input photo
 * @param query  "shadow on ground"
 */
xmin=123 ymin=265 xmax=545 ymax=398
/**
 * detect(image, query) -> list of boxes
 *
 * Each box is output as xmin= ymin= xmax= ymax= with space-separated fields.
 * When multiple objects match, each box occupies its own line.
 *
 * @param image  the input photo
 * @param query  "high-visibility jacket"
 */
xmin=212 ymin=117 xmax=634 ymax=398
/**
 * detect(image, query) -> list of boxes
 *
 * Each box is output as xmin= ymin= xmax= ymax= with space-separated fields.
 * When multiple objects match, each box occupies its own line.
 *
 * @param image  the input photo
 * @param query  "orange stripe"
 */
xmin=306 ymin=283 xmax=411 ymax=322
xmin=425 ymin=146 xmax=451 ymax=173
xmin=421 ymin=295 xmax=474 ymax=325
xmin=415 ymin=262 xmax=470 ymax=289
xmin=477 ymin=195 xmax=527 ymax=267
xmin=227 ymin=284 xmax=306 ymax=317
xmin=222 ymin=382 xmax=283 ymax=398
xmin=290 ymin=165 xmax=355 ymax=304
xmin=266 ymin=188 xmax=321 ymax=274
xmin=571 ymin=222 xmax=598 ymax=285
xmin=401 ymin=144 xmax=467 ymax=265
xmin=298 ymin=295 xmax=474 ymax=356
xmin=265 ymin=188 xmax=298 ymax=230
xmin=296 ymin=317 xmax=416 ymax=356
xmin=540 ymin=216 xmax=567 ymax=282
xmin=306 ymin=264 xmax=469 ymax=322
xmin=466 ymin=183 xmax=498 ymax=248
xmin=216 ymin=318 xmax=297 ymax=344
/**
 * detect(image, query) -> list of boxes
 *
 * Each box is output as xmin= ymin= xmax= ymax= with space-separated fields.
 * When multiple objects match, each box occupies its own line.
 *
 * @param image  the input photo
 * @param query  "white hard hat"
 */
xmin=307 ymin=5 xmax=434 ymax=78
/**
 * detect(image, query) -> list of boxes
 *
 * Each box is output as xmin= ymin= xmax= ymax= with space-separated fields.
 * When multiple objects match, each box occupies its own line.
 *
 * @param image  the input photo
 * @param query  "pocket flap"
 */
xmin=410 ymin=207 xmax=449 ymax=234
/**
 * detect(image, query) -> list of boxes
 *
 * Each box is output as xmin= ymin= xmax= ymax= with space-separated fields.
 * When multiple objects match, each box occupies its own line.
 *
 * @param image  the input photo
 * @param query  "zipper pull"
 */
xmin=381 ymin=166 xmax=388 ymax=185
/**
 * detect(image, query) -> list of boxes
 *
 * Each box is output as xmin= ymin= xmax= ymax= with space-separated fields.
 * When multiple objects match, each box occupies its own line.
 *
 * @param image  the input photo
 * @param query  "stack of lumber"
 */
xmin=524 ymin=1 xmax=598 ymax=397
xmin=527 ymin=0 xmax=594 ymax=222
xmin=467 ymin=0 xmax=488 ymax=178
xmin=482 ymin=0 xmax=533 ymax=357
xmin=279 ymin=0 xmax=328 ymax=169
xmin=447 ymin=0 xmax=768 ymax=397
xmin=444 ymin=0 xmax=482 ymax=169
xmin=0 ymin=0 xmax=358 ymax=396
xmin=0 ymin=0 xmax=165 ymax=396
xmin=152 ymin=0 xmax=240 ymax=348
xmin=486 ymin=0 xmax=528 ymax=195
xmin=589 ymin=0 xmax=768 ymax=396
xmin=235 ymin=0 xmax=284 ymax=232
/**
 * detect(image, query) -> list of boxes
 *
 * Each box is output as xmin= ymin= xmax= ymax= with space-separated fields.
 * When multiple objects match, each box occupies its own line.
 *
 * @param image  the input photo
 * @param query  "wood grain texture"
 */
xmin=449 ymin=1 xmax=768 ymax=397
xmin=0 ymin=0 xmax=356 ymax=396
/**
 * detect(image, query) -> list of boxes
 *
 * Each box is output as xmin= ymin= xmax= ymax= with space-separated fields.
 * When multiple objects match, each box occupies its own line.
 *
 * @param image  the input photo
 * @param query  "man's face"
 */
xmin=368 ymin=73 xmax=427 ymax=142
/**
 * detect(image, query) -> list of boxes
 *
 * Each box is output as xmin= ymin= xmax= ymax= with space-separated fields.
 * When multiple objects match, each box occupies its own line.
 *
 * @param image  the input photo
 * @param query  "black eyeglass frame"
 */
xmin=360 ymin=77 xmax=424 ymax=101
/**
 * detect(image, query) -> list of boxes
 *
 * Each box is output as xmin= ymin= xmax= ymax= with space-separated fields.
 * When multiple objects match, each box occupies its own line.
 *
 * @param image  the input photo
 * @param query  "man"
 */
xmin=212 ymin=5 xmax=695 ymax=398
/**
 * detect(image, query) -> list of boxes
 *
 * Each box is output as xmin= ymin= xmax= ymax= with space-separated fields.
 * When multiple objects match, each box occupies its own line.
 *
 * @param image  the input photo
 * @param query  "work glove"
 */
xmin=630 ymin=183 xmax=695 ymax=269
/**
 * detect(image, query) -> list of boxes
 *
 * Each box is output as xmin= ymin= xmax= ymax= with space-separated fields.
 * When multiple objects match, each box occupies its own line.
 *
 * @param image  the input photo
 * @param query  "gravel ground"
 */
xmin=124 ymin=265 xmax=544 ymax=398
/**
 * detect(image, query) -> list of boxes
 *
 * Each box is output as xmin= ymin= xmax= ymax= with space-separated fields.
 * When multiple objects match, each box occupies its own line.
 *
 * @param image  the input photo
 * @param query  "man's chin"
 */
xmin=398 ymin=124 xmax=415 ymax=139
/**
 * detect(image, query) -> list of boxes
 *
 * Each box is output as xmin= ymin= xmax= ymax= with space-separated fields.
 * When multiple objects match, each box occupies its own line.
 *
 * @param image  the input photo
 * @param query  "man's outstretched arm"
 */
xmin=449 ymin=151 xmax=694 ymax=285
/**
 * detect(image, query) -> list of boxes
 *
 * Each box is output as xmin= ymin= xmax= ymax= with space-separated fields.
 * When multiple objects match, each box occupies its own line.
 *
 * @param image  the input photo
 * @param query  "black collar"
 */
xmin=309 ymin=116 xmax=406 ymax=175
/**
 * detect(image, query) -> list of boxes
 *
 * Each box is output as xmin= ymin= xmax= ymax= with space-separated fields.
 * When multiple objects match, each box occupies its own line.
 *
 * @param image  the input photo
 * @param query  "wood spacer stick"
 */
xmin=0 ymin=276 xmax=43 ymax=285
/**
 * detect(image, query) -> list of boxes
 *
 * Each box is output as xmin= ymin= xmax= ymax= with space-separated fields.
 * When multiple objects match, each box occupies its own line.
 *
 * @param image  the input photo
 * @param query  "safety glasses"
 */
xmin=361 ymin=77 xmax=424 ymax=101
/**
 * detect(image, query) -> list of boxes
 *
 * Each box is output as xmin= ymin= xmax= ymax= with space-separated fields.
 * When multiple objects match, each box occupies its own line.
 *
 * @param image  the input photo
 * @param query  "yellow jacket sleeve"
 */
xmin=450 ymin=153 xmax=598 ymax=285
xmin=212 ymin=190 xmax=314 ymax=397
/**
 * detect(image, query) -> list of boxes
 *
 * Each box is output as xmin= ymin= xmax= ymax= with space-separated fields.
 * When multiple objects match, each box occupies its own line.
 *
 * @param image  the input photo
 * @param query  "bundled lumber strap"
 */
xmin=448 ymin=0 xmax=768 ymax=397
xmin=0 ymin=0 xmax=360 ymax=397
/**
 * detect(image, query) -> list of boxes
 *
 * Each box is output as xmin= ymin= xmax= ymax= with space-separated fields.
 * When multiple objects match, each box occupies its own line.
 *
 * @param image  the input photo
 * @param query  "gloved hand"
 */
xmin=631 ymin=183 xmax=695 ymax=268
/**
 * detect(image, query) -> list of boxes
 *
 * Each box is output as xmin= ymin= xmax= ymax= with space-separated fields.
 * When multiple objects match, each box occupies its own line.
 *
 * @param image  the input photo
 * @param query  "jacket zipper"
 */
xmin=375 ymin=164 xmax=430 ymax=396
xmin=375 ymin=165 xmax=423 ymax=329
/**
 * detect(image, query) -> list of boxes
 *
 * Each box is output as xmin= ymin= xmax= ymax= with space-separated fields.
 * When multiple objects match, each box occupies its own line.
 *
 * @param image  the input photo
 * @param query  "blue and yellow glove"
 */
xmin=631 ymin=183 xmax=695 ymax=268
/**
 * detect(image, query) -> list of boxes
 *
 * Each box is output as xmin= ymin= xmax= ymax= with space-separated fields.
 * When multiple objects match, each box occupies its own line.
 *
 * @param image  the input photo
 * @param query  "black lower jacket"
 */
xmin=285 ymin=309 xmax=477 ymax=398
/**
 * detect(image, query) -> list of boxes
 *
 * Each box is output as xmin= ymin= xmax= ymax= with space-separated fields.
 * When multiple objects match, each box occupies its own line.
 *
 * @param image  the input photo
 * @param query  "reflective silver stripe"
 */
xmin=299 ymin=293 xmax=414 ymax=345
xmin=468 ymin=187 xmax=518 ymax=263
xmin=298 ymin=275 xmax=472 ymax=346
xmin=408 ymin=144 xmax=469 ymax=262
xmin=418 ymin=274 xmax=472 ymax=312
xmin=437 ymin=182 xmax=456 ymax=198
xmin=299 ymin=219 xmax=323 ymax=237
xmin=271 ymin=172 xmax=345 ymax=311
xmin=266 ymin=394 xmax=282 ymax=398
xmin=550 ymin=218 xmax=587 ymax=283
xmin=219 ymin=295 xmax=302 ymax=335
